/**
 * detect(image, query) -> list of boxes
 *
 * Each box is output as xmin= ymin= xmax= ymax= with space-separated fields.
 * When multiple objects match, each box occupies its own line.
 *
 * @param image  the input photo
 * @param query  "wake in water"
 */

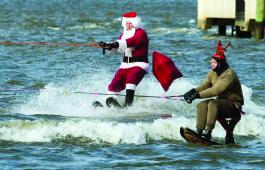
xmin=0 ymin=72 xmax=263 ymax=144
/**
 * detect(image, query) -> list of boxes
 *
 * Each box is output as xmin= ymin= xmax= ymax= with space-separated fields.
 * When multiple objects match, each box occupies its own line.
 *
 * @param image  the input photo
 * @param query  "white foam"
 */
xmin=12 ymin=72 xmax=265 ymax=144
xmin=151 ymin=27 xmax=199 ymax=34
xmin=0 ymin=117 xmax=192 ymax=144
xmin=1 ymin=113 xmax=265 ymax=144
xmin=47 ymin=27 xmax=61 ymax=31
xmin=68 ymin=23 xmax=103 ymax=30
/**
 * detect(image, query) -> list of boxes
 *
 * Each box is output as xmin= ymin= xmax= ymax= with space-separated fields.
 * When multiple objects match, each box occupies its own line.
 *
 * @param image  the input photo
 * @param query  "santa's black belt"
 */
xmin=123 ymin=56 xmax=148 ymax=63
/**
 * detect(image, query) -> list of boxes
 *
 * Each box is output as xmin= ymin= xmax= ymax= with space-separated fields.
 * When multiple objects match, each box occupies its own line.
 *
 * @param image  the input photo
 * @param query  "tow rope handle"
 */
xmin=97 ymin=41 xmax=113 ymax=55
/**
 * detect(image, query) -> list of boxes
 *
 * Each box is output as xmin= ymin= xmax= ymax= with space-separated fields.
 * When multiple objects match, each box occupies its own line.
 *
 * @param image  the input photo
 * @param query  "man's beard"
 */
xmin=213 ymin=61 xmax=229 ymax=75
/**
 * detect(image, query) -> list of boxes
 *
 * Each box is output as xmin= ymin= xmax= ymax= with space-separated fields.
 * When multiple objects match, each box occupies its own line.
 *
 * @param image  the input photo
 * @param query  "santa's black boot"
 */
xmin=123 ymin=89 xmax=135 ymax=107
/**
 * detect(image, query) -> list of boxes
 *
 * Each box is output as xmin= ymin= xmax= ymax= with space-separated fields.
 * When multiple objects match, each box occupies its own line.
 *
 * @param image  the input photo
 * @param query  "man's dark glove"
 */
xmin=184 ymin=88 xmax=200 ymax=104
xmin=98 ymin=41 xmax=119 ymax=50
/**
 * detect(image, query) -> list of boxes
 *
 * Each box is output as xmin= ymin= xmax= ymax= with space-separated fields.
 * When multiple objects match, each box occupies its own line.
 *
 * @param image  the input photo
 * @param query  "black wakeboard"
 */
xmin=180 ymin=127 xmax=221 ymax=146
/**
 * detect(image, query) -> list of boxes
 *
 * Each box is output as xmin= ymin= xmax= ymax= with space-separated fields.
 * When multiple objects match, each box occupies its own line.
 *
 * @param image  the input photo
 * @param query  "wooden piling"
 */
xmin=218 ymin=25 xmax=227 ymax=36
xmin=197 ymin=0 xmax=265 ymax=39
xmin=255 ymin=0 xmax=265 ymax=40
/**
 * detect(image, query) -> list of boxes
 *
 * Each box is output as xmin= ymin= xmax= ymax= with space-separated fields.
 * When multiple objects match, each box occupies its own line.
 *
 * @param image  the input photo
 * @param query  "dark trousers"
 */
xmin=196 ymin=99 xmax=240 ymax=130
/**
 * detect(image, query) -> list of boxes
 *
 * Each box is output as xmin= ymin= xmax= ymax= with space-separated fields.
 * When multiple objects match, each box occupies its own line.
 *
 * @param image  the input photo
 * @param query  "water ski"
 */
xmin=92 ymin=97 xmax=122 ymax=109
xmin=106 ymin=97 xmax=122 ymax=108
xmin=92 ymin=101 xmax=104 ymax=108
xmin=180 ymin=127 xmax=221 ymax=146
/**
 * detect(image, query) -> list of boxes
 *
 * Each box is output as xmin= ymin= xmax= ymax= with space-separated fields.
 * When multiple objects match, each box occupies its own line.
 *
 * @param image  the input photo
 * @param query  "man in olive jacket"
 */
xmin=184 ymin=41 xmax=244 ymax=144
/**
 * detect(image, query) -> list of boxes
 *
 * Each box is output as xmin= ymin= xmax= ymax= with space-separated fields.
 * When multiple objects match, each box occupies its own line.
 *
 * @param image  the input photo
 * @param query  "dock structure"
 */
xmin=198 ymin=0 xmax=265 ymax=40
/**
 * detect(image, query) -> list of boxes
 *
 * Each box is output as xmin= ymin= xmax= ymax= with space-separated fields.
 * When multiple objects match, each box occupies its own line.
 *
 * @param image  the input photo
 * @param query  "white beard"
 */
xmin=120 ymin=28 xmax=136 ymax=57
xmin=121 ymin=28 xmax=136 ymax=40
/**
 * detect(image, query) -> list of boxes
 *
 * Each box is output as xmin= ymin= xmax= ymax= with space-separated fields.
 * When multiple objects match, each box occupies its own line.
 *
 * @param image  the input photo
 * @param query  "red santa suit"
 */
xmin=108 ymin=12 xmax=149 ymax=92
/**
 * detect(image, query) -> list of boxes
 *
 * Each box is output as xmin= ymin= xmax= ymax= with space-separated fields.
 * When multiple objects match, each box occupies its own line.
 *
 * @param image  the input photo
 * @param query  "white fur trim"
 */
xmin=117 ymin=39 xmax=127 ymax=53
xmin=122 ymin=16 xmax=143 ymax=29
xmin=120 ymin=62 xmax=149 ymax=73
xmin=107 ymin=91 xmax=119 ymax=95
xmin=126 ymin=84 xmax=136 ymax=90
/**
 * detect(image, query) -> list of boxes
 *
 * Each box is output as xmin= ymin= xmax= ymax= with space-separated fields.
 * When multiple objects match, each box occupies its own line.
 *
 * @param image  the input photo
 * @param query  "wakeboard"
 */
xmin=180 ymin=127 xmax=221 ymax=146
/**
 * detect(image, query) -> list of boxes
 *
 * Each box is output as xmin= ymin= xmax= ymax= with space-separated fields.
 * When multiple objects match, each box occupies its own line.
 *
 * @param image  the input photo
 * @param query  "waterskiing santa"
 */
xmin=107 ymin=11 xmax=149 ymax=107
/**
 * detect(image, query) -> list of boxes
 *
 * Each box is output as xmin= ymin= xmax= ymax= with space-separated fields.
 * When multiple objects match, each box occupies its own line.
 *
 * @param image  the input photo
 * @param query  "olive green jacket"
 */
xmin=195 ymin=68 xmax=244 ymax=105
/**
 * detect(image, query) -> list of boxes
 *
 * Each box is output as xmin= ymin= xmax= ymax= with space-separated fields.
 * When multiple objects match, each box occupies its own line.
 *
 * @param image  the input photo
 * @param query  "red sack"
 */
xmin=152 ymin=51 xmax=183 ymax=91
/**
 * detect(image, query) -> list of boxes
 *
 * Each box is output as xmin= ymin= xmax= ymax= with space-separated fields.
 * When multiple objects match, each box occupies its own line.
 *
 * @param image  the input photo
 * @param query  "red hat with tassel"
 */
xmin=212 ymin=40 xmax=226 ymax=61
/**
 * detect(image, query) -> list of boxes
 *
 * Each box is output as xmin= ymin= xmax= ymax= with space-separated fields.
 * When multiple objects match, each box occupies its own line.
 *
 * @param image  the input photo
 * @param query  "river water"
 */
xmin=0 ymin=0 xmax=265 ymax=169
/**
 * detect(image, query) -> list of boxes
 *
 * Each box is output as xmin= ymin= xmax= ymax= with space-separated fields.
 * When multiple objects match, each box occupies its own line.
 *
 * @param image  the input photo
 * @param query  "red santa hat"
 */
xmin=123 ymin=11 xmax=137 ymax=18
xmin=122 ymin=11 xmax=143 ymax=28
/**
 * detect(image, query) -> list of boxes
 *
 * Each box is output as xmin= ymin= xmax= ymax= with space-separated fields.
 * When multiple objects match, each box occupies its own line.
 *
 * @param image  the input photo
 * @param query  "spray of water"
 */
xmin=1 ymin=64 xmax=264 ymax=144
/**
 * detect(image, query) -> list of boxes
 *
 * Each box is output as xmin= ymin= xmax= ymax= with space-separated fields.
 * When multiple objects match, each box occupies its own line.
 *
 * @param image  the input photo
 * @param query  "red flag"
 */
xmin=152 ymin=51 xmax=183 ymax=91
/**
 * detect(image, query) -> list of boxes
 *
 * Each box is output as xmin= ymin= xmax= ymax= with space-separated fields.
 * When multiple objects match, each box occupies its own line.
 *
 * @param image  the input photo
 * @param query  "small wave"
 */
xmin=151 ymin=27 xmax=199 ymax=34
xmin=0 ymin=117 xmax=191 ymax=144
xmin=68 ymin=23 xmax=103 ymax=30
xmin=5 ymin=80 xmax=23 ymax=85
xmin=29 ymin=81 xmax=46 ymax=89
xmin=1 ymin=113 xmax=265 ymax=145
xmin=47 ymin=27 xmax=61 ymax=31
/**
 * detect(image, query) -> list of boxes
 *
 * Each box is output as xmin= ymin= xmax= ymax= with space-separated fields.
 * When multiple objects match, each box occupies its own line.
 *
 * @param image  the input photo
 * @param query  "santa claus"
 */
xmin=99 ymin=11 xmax=149 ymax=108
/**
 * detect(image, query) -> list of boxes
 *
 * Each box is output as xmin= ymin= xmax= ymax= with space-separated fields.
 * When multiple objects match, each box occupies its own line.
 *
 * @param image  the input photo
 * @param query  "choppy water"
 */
xmin=0 ymin=0 xmax=265 ymax=169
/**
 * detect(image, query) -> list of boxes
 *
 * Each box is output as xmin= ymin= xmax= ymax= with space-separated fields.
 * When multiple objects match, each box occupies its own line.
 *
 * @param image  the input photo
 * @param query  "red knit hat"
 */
xmin=123 ymin=11 xmax=137 ymax=18
xmin=212 ymin=40 xmax=226 ymax=61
